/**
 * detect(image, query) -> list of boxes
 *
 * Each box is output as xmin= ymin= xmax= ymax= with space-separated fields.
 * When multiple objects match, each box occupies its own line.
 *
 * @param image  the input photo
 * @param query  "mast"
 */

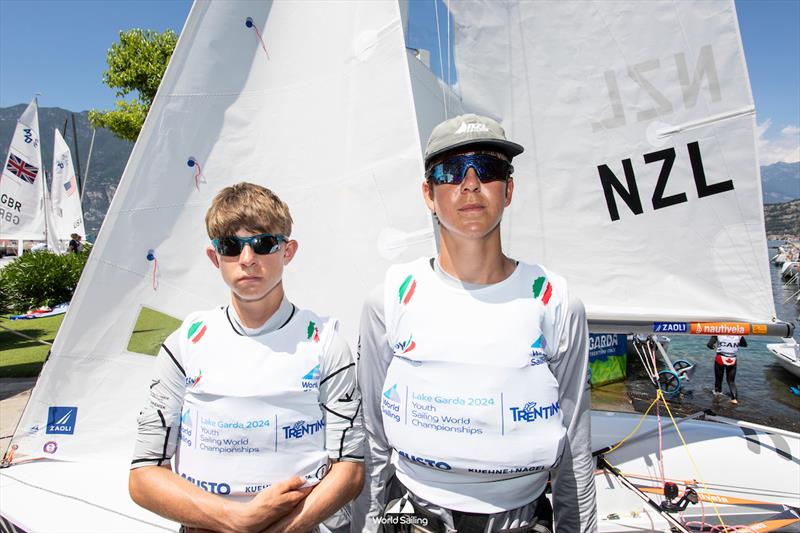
xmin=71 ymin=113 xmax=82 ymax=195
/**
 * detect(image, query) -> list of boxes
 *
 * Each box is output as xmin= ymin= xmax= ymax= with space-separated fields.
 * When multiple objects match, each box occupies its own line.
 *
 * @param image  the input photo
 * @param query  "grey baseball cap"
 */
xmin=424 ymin=113 xmax=524 ymax=164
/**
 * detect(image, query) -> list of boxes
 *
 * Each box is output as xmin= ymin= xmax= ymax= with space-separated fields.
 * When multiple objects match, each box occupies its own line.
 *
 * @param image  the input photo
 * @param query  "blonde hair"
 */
xmin=205 ymin=182 xmax=293 ymax=238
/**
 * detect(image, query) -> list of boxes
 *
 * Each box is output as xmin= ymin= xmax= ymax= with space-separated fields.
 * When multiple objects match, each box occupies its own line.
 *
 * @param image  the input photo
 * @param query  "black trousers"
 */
xmin=714 ymin=361 xmax=738 ymax=399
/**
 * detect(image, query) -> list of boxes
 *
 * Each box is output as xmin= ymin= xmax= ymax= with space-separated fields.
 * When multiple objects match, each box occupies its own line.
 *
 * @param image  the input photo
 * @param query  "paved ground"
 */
xmin=0 ymin=378 xmax=36 ymax=454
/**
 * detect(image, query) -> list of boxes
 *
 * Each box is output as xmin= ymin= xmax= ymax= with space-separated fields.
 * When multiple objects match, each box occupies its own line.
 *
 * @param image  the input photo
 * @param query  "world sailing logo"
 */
xmin=188 ymin=321 xmax=207 ymax=343
xmin=398 ymin=275 xmax=417 ymax=305
xmin=532 ymin=276 xmax=552 ymax=304
xmin=383 ymin=384 xmax=401 ymax=402
xmin=302 ymin=364 xmax=321 ymax=391
xmin=307 ymin=321 xmax=320 ymax=343
xmin=529 ymin=334 xmax=547 ymax=366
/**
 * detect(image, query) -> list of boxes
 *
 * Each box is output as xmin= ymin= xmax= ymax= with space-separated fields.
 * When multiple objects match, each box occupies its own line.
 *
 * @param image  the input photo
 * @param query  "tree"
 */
xmin=89 ymin=29 xmax=178 ymax=142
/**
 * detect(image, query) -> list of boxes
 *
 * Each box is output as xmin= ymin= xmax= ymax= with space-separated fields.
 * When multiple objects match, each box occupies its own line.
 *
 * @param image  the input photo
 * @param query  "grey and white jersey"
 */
xmin=355 ymin=259 xmax=596 ymax=532
xmin=131 ymin=298 xmax=363 ymax=473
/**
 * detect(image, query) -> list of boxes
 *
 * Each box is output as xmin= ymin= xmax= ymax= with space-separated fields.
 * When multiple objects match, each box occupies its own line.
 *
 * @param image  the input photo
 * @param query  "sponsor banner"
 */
xmin=690 ymin=322 xmax=750 ymax=335
xmin=653 ymin=322 xmax=689 ymax=333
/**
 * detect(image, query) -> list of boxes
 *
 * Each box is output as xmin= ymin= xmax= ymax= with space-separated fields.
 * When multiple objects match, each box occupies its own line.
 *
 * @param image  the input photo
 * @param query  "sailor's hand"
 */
xmin=234 ymin=476 xmax=311 ymax=532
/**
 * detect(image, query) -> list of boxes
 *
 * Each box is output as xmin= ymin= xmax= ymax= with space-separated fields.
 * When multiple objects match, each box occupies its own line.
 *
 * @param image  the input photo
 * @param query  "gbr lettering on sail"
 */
xmin=593 ymin=44 xmax=737 ymax=222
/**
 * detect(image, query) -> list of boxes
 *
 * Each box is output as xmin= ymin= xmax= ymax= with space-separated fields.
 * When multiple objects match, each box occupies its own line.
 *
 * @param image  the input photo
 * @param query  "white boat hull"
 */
xmin=768 ymin=342 xmax=800 ymax=379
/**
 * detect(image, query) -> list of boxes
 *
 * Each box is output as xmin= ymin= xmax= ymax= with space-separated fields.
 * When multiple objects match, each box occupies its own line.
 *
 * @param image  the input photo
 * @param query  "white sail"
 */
xmin=0 ymin=97 xmax=46 ymax=241
xmin=50 ymin=128 xmax=86 ymax=244
xmin=448 ymin=1 xmax=775 ymax=330
xmin=10 ymin=0 xmax=428 ymax=465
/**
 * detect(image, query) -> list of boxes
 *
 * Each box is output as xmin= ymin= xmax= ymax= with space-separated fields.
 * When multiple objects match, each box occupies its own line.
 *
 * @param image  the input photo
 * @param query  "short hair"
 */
xmin=205 ymin=182 xmax=293 ymax=239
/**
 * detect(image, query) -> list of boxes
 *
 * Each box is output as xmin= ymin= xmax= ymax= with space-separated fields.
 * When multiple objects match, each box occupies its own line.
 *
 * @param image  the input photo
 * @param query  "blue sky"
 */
xmin=1 ymin=0 xmax=797 ymax=164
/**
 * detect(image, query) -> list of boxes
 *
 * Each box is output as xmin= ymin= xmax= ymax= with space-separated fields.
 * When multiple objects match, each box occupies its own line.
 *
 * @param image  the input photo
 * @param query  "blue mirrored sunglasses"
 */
xmin=425 ymin=153 xmax=513 ymax=185
xmin=211 ymin=233 xmax=286 ymax=256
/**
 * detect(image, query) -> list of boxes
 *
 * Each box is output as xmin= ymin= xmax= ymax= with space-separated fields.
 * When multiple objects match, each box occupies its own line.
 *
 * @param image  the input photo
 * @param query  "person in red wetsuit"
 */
xmin=707 ymin=335 xmax=748 ymax=404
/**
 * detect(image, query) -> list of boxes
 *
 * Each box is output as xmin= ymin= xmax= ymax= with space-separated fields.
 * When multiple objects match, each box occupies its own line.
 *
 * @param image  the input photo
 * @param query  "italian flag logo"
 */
xmin=532 ymin=276 xmax=552 ymax=305
xmin=307 ymin=321 xmax=320 ymax=343
xmin=398 ymin=275 xmax=417 ymax=305
xmin=188 ymin=321 xmax=207 ymax=344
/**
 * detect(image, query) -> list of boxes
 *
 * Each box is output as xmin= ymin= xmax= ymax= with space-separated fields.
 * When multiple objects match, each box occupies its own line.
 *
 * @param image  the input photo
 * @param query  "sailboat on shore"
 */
xmin=0 ymin=1 xmax=796 ymax=531
xmin=0 ymin=98 xmax=47 ymax=252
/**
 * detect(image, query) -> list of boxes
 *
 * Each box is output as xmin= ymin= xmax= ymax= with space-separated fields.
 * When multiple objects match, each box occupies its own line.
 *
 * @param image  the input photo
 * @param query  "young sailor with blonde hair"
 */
xmin=358 ymin=115 xmax=596 ymax=532
xmin=130 ymin=182 xmax=364 ymax=532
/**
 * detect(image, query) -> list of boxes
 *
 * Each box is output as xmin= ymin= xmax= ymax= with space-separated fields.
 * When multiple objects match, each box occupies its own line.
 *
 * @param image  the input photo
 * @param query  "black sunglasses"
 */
xmin=425 ymin=153 xmax=513 ymax=185
xmin=211 ymin=233 xmax=286 ymax=256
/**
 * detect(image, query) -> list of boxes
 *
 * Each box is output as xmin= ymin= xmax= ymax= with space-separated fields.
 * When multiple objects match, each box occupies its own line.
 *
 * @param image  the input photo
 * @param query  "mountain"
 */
xmin=0 ymin=104 xmax=133 ymax=239
xmin=761 ymin=161 xmax=800 ymax=204
xmin=764 ymin=199 xmax=800 ymax=240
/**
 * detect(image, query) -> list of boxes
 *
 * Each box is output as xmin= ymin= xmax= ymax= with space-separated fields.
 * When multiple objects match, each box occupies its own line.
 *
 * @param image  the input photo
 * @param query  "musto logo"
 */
xmin=381 ymin=384 xmax=401 ymax=422
xmin=46 ymin=406 xmax=78 ymax=435
xmin=397 ymin=449 xmax=451 ymax=470
xmin=180 ymin=473 xmax=231 ymax=495
xmin=509 ymin=401 xmax=560 ymax=423
xmin=282 ymin=418 xmax=325 ymax=440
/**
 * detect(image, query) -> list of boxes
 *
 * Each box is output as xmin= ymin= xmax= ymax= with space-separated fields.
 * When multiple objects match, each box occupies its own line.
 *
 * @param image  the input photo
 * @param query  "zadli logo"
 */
xmin=46 ymin=406 xmax=78 ymax=435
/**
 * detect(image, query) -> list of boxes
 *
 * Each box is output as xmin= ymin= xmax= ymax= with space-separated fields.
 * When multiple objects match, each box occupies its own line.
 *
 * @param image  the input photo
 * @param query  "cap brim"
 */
xmin=425 ymin=139 xmax=525 ymax=164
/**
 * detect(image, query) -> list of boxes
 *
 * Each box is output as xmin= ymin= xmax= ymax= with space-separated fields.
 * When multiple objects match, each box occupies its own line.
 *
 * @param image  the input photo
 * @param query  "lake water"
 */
xmin=623 ymin=240 xmax=800 ymax=433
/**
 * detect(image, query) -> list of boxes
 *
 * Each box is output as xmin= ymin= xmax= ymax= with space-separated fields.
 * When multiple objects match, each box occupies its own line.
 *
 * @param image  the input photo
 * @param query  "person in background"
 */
xmin=707 ymin=335 xmax=748 ymax=404
xmin=67 ymin=233 xmax=83 ymax=253
xmin=358 ymin=114 xmax=596 ymax=532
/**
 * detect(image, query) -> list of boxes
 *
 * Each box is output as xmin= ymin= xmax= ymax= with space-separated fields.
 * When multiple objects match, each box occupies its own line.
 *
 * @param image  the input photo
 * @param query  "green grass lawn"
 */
xmin=0 ymin=307 xmax=181 ymax=378
xmin=0 ymin=314 xmax=64 ymax=378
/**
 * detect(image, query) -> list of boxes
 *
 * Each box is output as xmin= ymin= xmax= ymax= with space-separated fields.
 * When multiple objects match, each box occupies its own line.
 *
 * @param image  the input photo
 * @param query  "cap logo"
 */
xmin=455 ymin=121 xmax=489 ymax=135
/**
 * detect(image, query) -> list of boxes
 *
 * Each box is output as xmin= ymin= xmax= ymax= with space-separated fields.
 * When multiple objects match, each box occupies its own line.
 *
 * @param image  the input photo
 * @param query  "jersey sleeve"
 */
xmin=130 ymin=329 xmax=186 ymax=469
xmin=548 ymin=280 xmax=597 ymax=532
xmin=352 ymin=284 xmax=395 ymax=533
xmin=319 ymin=321 xmax=364 ymax=462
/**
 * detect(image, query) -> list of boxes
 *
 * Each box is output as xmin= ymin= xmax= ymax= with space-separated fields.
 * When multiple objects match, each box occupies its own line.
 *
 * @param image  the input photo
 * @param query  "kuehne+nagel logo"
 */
xmin=46 ymin=406 xmax=78 ymax=434
xmin=509 ymin=401 xmax=560 ymax=423
xmin=302 ymin=364 xmax=321 ymax=391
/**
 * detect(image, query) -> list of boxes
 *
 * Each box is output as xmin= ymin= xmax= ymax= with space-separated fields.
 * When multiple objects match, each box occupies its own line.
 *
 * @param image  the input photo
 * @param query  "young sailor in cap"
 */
xmin=358 ymin=114 xmax=596 ymax=532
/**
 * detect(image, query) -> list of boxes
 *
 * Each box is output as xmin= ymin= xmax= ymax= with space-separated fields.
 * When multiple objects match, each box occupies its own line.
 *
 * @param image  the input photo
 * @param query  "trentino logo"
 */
xmin=383 ymin=384 xmax=401 ymax=402
xmin=282 ymin=418 xmax=325 ymax=440
xmin=307 ymin=321 xmax=320 ymax=343
xmin=302 ymin=364 xmax=321 ymax=391
xmin=454 ymin=121 xmax=489 ymax=135
xmin=393 ymin=335 xmax=416 ymax=354
xmin=188 ymin=321 xmax=207 ymax=343
xmin=529 ymin=334 xmax=547 ymax=366
xmin=398 ymin=275 xmax=416 ymax=305
xmin=185 ymin=369 xmax=203 ymax=388
xmin=509 ymin=401 xmax=561 ymax=423
xmin=46 ymin=406 xmax=78 ymax=435
xmin=532 ymin=276 xmax=552 ymax=305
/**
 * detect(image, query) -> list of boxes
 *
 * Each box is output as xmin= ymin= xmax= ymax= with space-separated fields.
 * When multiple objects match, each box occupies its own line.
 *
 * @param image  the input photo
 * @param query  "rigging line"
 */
xmin=0 ymin=470 xmax=175 ymax=530
xmin=433 ymin=0 xmax=448 ymax=117
xmin=0 ymin=323 xmax=53 ymax=346
xmin=658 ymin=390 xmax=729 ymax=529
xmin=445 ymin=0 xmax=451 ymax=88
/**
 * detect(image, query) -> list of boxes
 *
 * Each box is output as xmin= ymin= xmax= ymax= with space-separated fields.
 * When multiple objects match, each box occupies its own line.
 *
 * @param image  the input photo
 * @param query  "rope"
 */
xmin=433 ymin=0 xmax=448 ymax=117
